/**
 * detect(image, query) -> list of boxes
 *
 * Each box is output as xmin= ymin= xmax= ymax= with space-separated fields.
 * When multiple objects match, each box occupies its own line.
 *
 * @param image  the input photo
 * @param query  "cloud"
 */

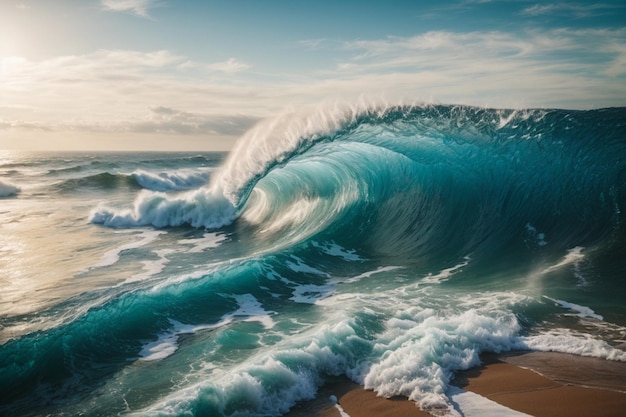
xmin=267 ymin=27 xmax=625 ymax=110
xmin=101 ymin=0 xmax=163 ymax=18
xmin=340 ymin=28 xmax=626 ymax=78
xmin=128 ymin=106 xmax=260 ymax=135
xmin=521 ymin=3 xmax=621 ymax=18
xmin=0 ymin=120 xmax=51 ymax=131
xmin=0 ymin=49 xmax=265 ymax=138
xmin=0 ymin=107 xmax=260 ymax=137
xmin=208 ymin=58 xmax=250 ymax=73
xmin=298 ymin=39 xmax=330 ymax=50
xmin=2 ymin=26 xmax=626 ymax=151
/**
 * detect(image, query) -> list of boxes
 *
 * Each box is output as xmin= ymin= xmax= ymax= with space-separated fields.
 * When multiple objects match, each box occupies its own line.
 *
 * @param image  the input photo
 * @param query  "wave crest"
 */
xmin=132 ymin=169 xmax=210 ymax=192
xmin=90 ymin=188 xmax=236 ymax=229
xmin=91 ymin=102 xmax=626 ymax=248
xmin=0 ymin=180 xmax=20 ymax=198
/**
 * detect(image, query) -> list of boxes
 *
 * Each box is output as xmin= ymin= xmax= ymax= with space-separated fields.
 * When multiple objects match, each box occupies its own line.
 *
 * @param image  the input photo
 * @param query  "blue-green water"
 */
xmin=1 ymin=104 xmax=625 ymax=416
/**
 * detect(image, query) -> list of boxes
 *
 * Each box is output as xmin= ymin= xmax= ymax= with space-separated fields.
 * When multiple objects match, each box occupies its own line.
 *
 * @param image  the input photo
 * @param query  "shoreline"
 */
xmin=285 ymin=351 xmax=626 ymax=417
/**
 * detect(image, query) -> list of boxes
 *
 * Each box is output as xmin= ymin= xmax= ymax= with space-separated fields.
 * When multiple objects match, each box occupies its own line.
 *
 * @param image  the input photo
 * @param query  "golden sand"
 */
xmin=286 ymin=352 xmax=626 ymax=417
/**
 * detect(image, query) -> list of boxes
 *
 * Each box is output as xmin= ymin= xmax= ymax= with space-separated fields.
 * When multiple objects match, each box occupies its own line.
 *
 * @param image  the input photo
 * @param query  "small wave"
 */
xmin=139 ymin=294 xmax=274 ymax=362
xmin=0 ymin=180 xmax=20 ymax=197
xmin=55 ymin=169 xmax=211 ymax=194
xmin=54 ymin=172 xmax=138 ymax=192
xmin=90 ymin=188 xmax=237 ymax=229
xmin=132 ymin=169 xmax=210 ymax=192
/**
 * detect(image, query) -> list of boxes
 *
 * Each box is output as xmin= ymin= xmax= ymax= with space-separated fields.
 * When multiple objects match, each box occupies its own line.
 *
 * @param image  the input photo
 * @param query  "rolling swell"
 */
xmin=54 ymin=170 xmax=211 ymax=193
xmin=0 ymin=258 xmax=280 ymax=413
xmin=55 ymin=172 xmax=140 ymax=192
xmin=92 ymin=104 xmax=626 ymax=259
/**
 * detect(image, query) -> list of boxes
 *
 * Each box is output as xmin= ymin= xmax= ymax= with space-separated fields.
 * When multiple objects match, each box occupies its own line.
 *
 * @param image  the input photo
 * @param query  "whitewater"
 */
xmin=1 ymin=103 xmax=625 ymax=417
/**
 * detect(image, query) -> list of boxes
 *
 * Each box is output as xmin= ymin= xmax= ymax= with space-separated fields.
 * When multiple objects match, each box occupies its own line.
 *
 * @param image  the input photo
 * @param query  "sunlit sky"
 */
xmin=1 ymin=0 xmax=625 ymax=151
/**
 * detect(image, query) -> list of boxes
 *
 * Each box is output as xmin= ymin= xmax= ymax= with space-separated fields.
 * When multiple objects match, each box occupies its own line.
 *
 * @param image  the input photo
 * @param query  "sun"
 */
xmin=0 ymin=3 xmax=32 ymax=58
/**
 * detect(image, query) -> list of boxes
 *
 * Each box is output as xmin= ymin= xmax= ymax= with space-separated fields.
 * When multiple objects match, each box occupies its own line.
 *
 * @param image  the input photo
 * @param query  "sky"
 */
xmin=0 ymin=0 xmax=625 ymax=151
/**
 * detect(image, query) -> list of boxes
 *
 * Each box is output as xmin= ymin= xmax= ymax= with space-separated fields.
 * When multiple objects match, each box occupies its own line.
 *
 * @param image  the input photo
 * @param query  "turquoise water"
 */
xmin=1 ymin=104 xmax=625 ymax=416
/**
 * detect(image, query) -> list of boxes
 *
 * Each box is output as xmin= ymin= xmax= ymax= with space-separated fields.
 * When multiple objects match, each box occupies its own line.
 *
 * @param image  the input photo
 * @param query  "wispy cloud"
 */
xmin=1 ymin=27 xmax=625 ymax=147
xmin=125 ymin=106 xmax=260 ymax=135
xmin=298 ymin=39 xmax=329 ymax=50
xmin=294 ymin=27 xmax=626 ymax=108
xmin=208 ymin=58 xmax=250 ymax=74
xmin=101 ymin=0 xmax=163 ymax=18
xmin=522 ymin=3 xmax=622 ymax=18
xmin=0 ymin=50 xmax=263 ymax=137
xmin=0 ymin=106 xmax=260 ymax=137
xmin=340 ymin=28 xmax=626 ymax=76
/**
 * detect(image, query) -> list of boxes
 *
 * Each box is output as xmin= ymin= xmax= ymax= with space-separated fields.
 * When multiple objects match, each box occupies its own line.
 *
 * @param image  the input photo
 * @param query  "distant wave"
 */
xmin=55 ymin=169 xmax=211 ymax=194
xmin=131 ymin=169 xmax=210 ymax=192
xmin=0 ymin=180 xmax=20 ymax=198
xmin=55 ymin=172 xmax=139 ymax=192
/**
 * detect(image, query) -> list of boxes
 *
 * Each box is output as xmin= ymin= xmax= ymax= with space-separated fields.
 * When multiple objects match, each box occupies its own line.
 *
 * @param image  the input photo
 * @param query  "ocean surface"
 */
xmin=1 ymin=104 xmax=625 ymax=417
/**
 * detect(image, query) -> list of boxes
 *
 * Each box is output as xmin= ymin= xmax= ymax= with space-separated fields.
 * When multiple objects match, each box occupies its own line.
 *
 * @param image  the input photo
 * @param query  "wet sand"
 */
xmin=285 ymin=352 xmax=626 ymax=417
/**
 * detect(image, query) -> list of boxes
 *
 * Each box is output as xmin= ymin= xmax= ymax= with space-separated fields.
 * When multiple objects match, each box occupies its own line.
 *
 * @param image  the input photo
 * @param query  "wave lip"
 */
xmin=0 ymin=180 xmax=20 ymax=197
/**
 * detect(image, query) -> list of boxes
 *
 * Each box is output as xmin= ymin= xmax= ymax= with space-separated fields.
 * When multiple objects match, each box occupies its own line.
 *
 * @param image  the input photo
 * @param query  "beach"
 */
xmin=286 ymin=352 xmax=626 ymax=417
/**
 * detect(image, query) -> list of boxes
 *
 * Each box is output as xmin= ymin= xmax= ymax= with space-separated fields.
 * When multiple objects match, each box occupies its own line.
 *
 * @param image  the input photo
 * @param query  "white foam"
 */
xmin=139 ymin=331 xmax=179 ymax=361
xmin=362 ymin=307 xmax=522 ymax=413
xmin=285 ymin=256 xmax=329 ymax=277
xmin=421 ymin=256 xmax=470 ymax=284
xmin=290 ymin=284 xmax=334 ymax=304
xmin=329 ymin=395 xmax=351 ymax=417
xmin=134 ymin=322 xmax=344 ymax=415
xmin=133 ymin=285 xmax=626 ymax=416
xmin=91 ymin=229 xmax=165 ymax=269
xmin=125 ymin=248 xmax=174 ymax=283
xmin=335 ymin=266 xmax=403 ymax=284
xmin=90 ymin=187 xmax=237 ymax=229
xmin=541 ymin=246 xmax=585 ymax=274
xmin=290 ymin=265 xmax=403 ymax=304
xmin=448 ymin=386 xmax=532 ymax=417
xmin=148 ymin=259 xmax=242 ymax=293
xmin=228 ymin=293 xmax=276 ymax=329
xmin=0 ymin=180 xmax=20 ymax=197
xmin=178 ymin=232 xmax=227 ymax=253
xmin=518 ymin=329 xmax=626 ymax=361
xmin=139 ymin=318 xmax=233 ymax=362
xmin=312 ymin=241 xmax=365 ymax=261
xmin=136 ymin=291 xmax=271 ymax=366
xmin=544 ymin=296 xmax=604 ymax=320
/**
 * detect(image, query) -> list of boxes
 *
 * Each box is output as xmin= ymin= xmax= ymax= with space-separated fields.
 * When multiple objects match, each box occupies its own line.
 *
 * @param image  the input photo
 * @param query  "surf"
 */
xmin=91 ymin=103 xmax=626 ymax=260
xmin=3 ymin=103 xmax=625 ymax=417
